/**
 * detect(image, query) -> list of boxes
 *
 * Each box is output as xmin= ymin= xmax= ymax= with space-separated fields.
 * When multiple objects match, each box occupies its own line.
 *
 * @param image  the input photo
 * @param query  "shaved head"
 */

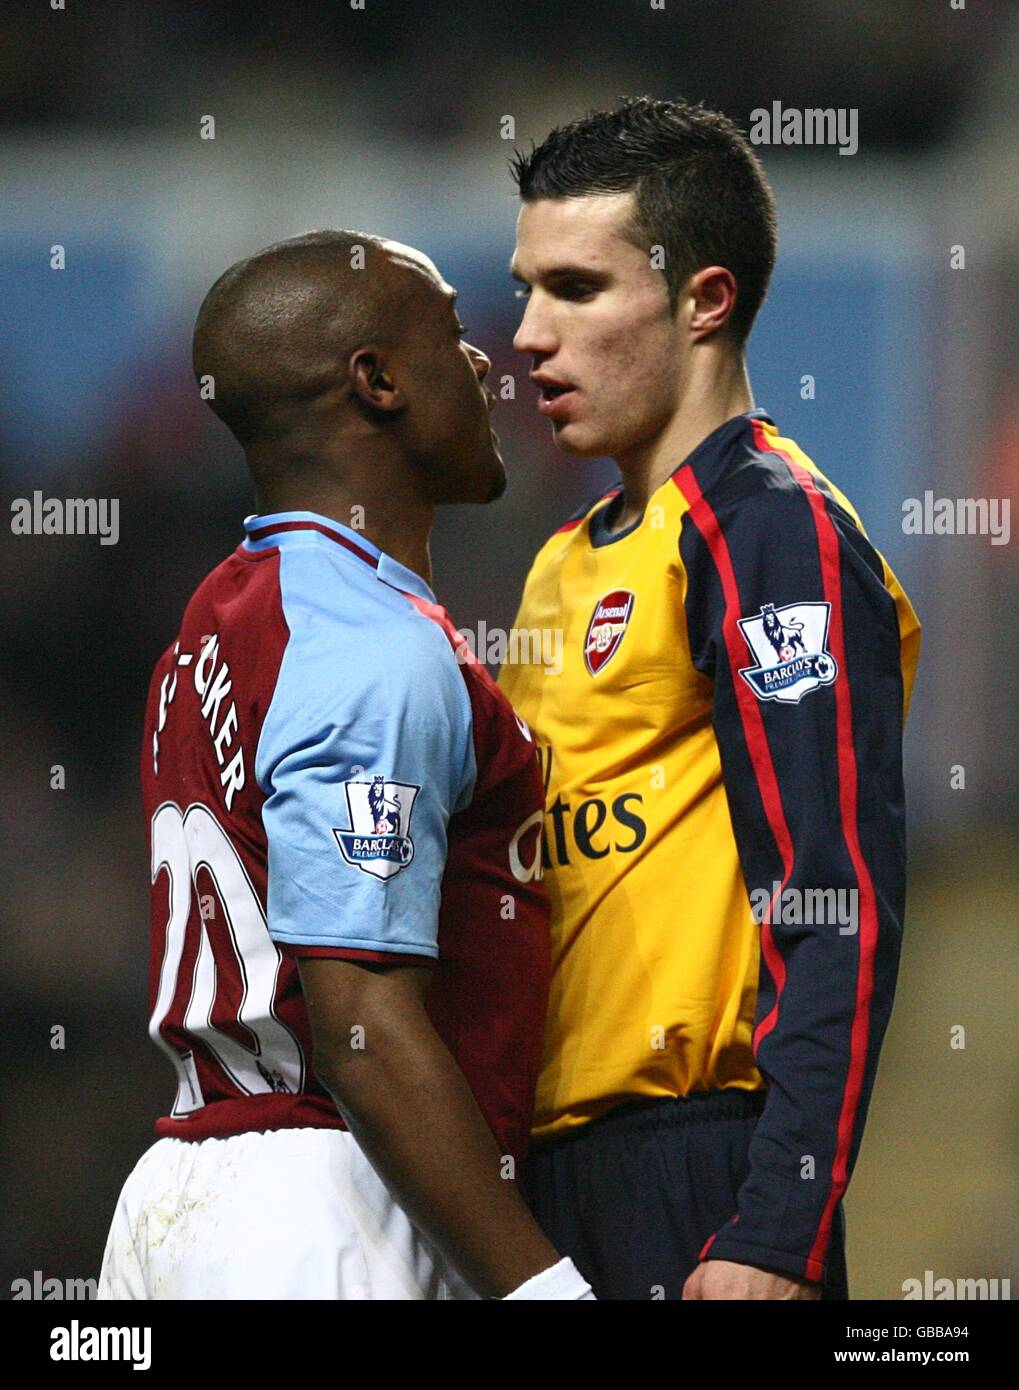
xmin=192 ymin=228 xmax=504 ymax=508
xmin=192 ymin=230 xmax=440 ymax=457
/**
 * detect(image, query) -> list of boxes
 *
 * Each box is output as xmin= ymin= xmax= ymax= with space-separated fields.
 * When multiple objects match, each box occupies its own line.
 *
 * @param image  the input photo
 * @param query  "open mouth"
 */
xmin=537 ymin=383 xmax=577 ymax=418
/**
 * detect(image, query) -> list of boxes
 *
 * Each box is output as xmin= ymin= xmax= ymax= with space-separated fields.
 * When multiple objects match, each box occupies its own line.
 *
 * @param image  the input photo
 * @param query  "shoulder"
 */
xmin=277 ymin=540 xmax=456 ymax=665
xmin=263 ymin=542 xmax=471 ymax=741
xmin=684 ymin=423 xmax=882 ymax=574
xmin=678 ymin=424 xmax=904 ymax=647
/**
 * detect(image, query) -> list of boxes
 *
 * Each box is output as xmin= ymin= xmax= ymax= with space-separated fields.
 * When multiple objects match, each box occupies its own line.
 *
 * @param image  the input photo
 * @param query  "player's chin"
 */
xmin=476 ymin=434 xmax=507 ymax=502
xmin=551 ymin=421 xmax=610 ymax=458
xmin=444 ymin=450 xmax=506 ymax=505
xmin=482 ymin=461 xmax=508 ymax=502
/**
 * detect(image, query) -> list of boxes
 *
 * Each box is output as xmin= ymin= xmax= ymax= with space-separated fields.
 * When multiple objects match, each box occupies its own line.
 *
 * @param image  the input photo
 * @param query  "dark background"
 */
xmin=2 ymin=0 xmax=1017 ymax=1299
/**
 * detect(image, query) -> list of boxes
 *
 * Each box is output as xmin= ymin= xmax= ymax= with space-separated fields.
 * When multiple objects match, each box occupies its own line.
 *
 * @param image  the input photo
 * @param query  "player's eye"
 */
xmin=456 ymin=323 xmax=469 ymax=337
xmin=514 ymin=286 xmax=531 ymax=300
xmin=557 ymin=282 xmax=598 ymax=300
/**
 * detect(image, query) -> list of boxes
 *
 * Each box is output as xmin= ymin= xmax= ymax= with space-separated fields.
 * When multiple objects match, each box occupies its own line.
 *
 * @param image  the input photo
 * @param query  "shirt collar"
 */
xmin=241 ymin=510 xmax=437 ymax=602
xmin=587 ymin=409 xmax=775 ymax=548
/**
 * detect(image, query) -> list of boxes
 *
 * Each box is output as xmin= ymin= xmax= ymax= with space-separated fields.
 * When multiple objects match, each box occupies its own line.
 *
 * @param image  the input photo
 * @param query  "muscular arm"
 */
xmin=298 ymin=955 xmax=566 ymax=1300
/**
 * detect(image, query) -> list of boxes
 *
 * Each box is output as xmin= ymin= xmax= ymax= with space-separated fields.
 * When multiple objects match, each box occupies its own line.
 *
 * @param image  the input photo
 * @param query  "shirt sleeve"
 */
xmin=255 ymin=599 xmax=476 ymax=961
xmin=677 ymin=462 xmax=917 ymax=1286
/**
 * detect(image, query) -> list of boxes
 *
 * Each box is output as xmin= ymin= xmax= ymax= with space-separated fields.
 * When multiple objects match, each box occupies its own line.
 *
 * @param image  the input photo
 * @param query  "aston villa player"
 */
xmin=97 ymin=231 xmax=593 ymax=1301
xmin=500 ymin=98 xmax=921 ymax=1300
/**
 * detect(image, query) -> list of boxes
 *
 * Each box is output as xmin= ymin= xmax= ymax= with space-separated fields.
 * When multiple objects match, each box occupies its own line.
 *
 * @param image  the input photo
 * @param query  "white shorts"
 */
xmin=96 ymin=1127 xmax=479 ymax=1300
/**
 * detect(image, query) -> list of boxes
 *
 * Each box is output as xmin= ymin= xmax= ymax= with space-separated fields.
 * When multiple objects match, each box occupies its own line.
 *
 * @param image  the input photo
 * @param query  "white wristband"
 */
xmin=503 ymin=1256 xmax=596 ymax=1300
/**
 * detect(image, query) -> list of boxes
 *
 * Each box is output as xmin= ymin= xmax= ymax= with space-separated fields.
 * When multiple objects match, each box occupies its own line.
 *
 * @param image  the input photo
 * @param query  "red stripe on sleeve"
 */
xmin=698 ymin=1231 xmax=720 ymax=1261
xmin=750 ymin=420 xmax=880 ymax=1274
xmin=672 ymin=469 xmax=794 ymax=1049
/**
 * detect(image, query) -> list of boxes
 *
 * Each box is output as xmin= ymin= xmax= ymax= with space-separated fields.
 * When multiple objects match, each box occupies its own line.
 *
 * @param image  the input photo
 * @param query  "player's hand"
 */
xmin=682 ymin=1258 xmax=821 ymax=1300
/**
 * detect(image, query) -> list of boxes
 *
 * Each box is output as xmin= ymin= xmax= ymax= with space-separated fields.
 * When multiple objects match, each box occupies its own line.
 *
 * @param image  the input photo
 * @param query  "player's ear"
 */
xmin=349 ymin=346 xmax=402 ymax=413
xmin=687 ymin=266 xmax=738 ymax=342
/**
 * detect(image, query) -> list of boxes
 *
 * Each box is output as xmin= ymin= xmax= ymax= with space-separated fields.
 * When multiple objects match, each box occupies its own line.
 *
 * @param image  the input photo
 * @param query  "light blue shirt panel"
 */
xmin=254 ymin=527 xmax=477 ymax=956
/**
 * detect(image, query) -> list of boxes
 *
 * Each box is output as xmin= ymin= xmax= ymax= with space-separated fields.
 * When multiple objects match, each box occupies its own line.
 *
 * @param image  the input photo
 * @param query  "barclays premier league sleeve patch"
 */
xmin=737 ymin=601 xmax=838 ymax=704
xmin=333 ymin=774 xmax=420 ymax=880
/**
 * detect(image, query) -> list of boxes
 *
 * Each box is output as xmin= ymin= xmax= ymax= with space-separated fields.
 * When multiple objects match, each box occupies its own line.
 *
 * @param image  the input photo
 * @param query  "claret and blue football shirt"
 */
xmin=142 ymin=510 xmax=550 ymax=1166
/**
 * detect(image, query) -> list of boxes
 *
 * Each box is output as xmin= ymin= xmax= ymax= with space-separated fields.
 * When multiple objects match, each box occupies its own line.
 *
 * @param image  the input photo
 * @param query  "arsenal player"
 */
xmin=501 ymin=98 xmax=921 ymax=1301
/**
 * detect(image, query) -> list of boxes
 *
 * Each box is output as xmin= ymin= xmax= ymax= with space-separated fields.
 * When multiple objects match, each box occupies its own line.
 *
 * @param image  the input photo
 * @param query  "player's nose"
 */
xmin=512 ymin=296 xmax=556 ymax=358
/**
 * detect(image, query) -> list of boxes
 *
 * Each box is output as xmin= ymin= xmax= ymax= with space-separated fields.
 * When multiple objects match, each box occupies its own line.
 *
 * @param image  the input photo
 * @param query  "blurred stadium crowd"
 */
xmin=2 ymin=0 xmax=1001 ymax=148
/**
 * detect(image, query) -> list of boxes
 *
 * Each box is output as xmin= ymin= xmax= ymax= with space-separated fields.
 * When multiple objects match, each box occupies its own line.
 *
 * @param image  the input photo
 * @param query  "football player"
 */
xmin=500 ymin=98 xmax=921 ymax=1300
xmin=97 ymin=230 xmax=593 ymax=1301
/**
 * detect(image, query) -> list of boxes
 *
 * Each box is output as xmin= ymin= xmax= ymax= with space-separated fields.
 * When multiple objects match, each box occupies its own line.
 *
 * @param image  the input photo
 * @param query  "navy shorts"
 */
xmin=524 ymin=1090 xmax=849 ymax=1301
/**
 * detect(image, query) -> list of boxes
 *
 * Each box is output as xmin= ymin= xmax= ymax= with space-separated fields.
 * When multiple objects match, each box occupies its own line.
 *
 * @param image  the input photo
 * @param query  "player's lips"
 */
xmin=531 ymin=374 xmax=578 ymax=419
xmin=483 ymin=389 xmax=501 ymax=444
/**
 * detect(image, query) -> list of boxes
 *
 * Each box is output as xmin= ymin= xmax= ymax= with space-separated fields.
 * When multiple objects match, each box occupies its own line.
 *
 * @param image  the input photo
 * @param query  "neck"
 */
xmin=252 ymin=439 xmax=435 ymax=588
xmin=610 ymin=349 xmax=754 ymax=531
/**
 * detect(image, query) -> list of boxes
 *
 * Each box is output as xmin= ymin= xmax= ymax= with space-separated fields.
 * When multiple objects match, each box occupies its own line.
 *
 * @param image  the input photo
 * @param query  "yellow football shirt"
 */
xmin=500 ymin=410 xmax=920 ymax=1169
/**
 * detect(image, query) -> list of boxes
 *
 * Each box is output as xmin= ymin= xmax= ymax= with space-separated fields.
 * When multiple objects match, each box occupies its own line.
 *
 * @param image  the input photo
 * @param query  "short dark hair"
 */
xmin=511 ymin=96 xmax=777 ymax=346
xmin=192 ymin=230 xmax=385 ymax=454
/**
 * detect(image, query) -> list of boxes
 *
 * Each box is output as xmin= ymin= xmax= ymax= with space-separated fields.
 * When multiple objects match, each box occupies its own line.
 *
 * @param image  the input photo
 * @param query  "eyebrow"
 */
xmin=509 ymin=262 xmax=607 ymax=284
xmin=441 ymin=287 xmax=463 ymax=319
